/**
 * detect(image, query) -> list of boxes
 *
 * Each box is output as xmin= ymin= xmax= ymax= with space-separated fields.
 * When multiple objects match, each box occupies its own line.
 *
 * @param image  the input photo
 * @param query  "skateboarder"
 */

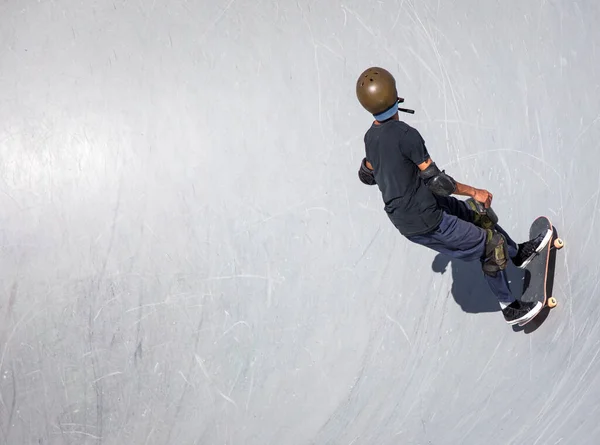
xmin=355 ymin=67 xmax=552 ymax=325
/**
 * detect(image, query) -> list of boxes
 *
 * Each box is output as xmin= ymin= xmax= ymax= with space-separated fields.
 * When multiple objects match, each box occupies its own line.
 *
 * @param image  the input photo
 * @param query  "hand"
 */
xmin=472 ymin=188 xmax=493 ymax=208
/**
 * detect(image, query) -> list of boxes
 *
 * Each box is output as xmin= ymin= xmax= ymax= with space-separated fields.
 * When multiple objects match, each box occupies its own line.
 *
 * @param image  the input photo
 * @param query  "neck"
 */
xmin=374 ymin=114 xmax=398 ymax=125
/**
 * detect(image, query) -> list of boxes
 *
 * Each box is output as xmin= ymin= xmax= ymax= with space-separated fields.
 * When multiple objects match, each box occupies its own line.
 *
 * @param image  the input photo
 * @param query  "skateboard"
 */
xmin=518 ymin=216 xmax=564 ymax=327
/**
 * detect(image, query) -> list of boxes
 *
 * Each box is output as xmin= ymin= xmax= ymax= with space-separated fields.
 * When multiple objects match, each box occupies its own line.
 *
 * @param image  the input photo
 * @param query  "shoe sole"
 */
xmin=504 ymin=301 xmax=544 ymax=325
xmin=517 ymin=229 xmax=553 ymax=269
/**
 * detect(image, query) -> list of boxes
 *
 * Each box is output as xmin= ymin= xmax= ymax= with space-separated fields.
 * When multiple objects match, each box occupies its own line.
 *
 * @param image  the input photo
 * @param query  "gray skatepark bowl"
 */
xmin=1 ymin=1 xmax=600 ymax=444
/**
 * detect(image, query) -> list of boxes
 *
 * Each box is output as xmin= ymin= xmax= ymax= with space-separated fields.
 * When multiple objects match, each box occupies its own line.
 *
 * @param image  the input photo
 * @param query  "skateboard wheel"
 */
xmin=547 ymin=297 xmax=558 ymax=308
xmin=554 ymin=238 xmax=564 ymax=249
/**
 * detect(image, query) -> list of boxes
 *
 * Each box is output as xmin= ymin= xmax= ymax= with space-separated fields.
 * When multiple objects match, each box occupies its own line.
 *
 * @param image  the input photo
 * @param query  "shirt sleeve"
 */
xmin=401 ymin=127 xmax=430 ymax=165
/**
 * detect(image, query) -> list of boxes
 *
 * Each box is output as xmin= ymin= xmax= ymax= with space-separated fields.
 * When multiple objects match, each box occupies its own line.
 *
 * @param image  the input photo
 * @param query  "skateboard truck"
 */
xmin=397 ymin=97 xmax=415 ymax=114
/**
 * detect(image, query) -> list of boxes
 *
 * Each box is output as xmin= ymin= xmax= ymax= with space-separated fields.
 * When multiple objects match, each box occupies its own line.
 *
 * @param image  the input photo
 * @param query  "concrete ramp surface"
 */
xmin=1 ymin=1 xmax=599 ymax=444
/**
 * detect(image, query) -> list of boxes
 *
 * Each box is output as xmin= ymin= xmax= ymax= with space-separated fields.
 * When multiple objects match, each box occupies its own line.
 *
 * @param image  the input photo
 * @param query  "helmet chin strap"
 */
xmin=373 ymin=98 xmax=416 ymax=120
xmin=398 ymin=97 xmax=415 ymax=114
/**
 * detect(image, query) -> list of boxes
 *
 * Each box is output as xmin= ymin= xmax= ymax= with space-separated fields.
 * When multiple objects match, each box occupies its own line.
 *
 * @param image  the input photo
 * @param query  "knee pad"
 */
xmin=482 ymin=229 xmax=508 ymax=277
xmin=466 ymin=198 xmax=498 ymax=230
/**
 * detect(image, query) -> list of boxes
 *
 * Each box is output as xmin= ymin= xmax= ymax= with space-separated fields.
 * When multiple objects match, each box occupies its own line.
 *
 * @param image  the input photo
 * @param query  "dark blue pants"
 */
xmin=406 ymin=196 xmax=519 ymax=304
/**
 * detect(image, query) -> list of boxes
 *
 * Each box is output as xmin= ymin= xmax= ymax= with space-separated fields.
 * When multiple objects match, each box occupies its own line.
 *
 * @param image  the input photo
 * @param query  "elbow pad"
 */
xmin=358 ymin=158 xmax=376 ymax=185
xmin=419 ymin=162 xmax=456 ymax=196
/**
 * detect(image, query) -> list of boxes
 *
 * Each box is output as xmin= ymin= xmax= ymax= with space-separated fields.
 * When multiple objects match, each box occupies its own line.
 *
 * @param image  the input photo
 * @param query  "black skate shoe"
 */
xmin=512 ymin=230 xmax=553 ymax=269
xmin=502 ymin=300 xmax=543 ymax=325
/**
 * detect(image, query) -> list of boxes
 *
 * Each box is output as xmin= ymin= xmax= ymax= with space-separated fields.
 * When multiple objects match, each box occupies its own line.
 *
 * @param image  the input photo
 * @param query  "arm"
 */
xmin=417 ymin=158 xmax=493 ymax=208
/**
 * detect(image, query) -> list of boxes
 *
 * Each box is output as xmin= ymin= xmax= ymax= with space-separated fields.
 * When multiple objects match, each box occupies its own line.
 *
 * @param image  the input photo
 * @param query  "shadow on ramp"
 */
xmin=431 ymin=254 xmax=500 ymax=313
xmin=431 ymin=254 xmax=527 ymax=314
xmin=431 ymin=253 xmax=552 ymax=333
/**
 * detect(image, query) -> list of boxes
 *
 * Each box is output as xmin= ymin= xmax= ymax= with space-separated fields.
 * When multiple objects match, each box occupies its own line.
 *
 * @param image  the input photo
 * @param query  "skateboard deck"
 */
xmin=518 ymin=216 xmax=564 ymax=327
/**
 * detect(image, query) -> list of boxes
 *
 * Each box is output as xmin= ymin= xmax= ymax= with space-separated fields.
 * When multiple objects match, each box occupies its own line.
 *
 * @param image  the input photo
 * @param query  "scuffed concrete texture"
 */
xmin=1 ymin=1 xmax=599 ymax=444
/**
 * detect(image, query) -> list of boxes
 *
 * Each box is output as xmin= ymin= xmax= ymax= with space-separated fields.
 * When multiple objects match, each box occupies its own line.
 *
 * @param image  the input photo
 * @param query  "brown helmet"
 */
xmin=356 ymin=67 xmax=398 ymax=116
